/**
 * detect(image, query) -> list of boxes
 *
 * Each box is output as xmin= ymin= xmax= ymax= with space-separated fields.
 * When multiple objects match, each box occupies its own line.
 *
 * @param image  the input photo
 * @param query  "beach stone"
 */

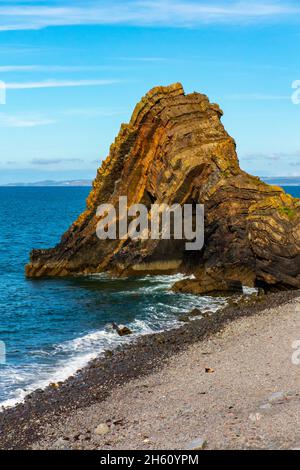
xmin=104 ymin=350 xmax=113 ymax=358
xmin=155 ymin=335 xmax=165 ymax=344
xmin=189 ymin=308 xmax=204 ymax=318
xmin=112 ymin=323 xmax=132 ymax=336
xmin=178 ymin=314 xmax=191 ymax=323
xmin=94 ymin=423 xmax=110 ymax=436
xmin=179 ymin=309 xmax=211 ymax=323
xmin=268 ymin=391 xmax=286 ymax=403
xmin=52 ymin=437 xmax=70 ymax=450
xmin=259 ymin=403 xmax=272 ymax=410
xmin=186 ymin=438 xmax=207 ymax=450
xmin=49 ymin=382 xmax=60 ymax=389
xmin=118 ymin=325 xmax=133 ymax=336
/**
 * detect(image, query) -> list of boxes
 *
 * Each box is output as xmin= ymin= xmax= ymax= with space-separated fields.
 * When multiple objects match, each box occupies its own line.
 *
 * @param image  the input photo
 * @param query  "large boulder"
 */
xmin=26 ymin=83 xmax=300 ymax=293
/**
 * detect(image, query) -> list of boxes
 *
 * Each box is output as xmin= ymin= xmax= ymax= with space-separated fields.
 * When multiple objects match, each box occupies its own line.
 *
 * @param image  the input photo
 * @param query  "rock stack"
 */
xmin=26 ymin=83 xmax=300 ymax=293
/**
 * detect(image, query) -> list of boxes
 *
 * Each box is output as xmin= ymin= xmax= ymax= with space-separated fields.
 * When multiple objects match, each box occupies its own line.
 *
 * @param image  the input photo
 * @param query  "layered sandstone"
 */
xmin=26 ymin=83 xmax=300 ymax=292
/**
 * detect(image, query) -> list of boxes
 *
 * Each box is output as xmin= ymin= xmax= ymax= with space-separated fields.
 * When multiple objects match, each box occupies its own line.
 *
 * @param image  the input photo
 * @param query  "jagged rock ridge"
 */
xmin=26 ymin=83 xmax=300 ymax=292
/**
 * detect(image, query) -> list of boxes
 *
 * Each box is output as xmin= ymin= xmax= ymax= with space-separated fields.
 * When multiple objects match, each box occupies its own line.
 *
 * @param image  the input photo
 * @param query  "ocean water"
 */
xmin=0 ymin=187 xmax=228 ymax=409
xmin=0 ymin=186 xmax=298 ymax=409
xmin=283 ymin=186 xmax=300 ymax=197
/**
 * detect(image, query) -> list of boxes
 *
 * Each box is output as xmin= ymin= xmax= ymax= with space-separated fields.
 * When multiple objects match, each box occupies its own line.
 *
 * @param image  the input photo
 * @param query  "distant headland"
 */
xmin=2 ymin=179 xmax=92 ymax=187
xmin=2 ymin=177 xmax=300 ymax=188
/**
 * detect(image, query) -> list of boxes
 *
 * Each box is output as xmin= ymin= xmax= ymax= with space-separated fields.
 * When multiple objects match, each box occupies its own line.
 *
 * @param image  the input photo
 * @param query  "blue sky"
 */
xmin=0 ymin=0 xmax=300 ymax=184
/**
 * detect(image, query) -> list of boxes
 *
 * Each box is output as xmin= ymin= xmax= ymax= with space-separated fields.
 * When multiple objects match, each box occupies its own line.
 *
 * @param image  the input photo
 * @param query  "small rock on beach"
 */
xmin=186 ymin=438 xmax=207 ymax=450
xmin=94 ymin=423 xmax=110 ymax=436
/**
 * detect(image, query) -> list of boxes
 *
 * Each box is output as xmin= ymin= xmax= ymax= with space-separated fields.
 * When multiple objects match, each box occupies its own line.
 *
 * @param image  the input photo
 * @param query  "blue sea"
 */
xmin=0 ymin=186 xmax=298 ymax=409
xmin=0 ymin=187 xmax=231 ymax=409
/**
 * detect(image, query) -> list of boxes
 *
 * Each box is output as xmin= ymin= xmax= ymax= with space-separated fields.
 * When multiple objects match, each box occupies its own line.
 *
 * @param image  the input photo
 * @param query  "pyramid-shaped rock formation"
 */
xmin=26 ymin=83 xmax=300 ymax=293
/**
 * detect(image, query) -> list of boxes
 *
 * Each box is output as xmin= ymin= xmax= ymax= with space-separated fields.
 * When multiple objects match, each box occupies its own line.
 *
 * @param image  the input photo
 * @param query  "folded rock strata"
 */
xmin=26 ymin=83 xmax=300 ymax=293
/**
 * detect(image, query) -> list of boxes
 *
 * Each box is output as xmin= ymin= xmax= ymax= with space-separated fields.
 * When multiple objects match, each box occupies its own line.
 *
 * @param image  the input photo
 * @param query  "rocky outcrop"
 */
xmin=26 ymin=83 xmax=300 ymax=292
xmin=173 ymin=276 xmax=243 ymax=296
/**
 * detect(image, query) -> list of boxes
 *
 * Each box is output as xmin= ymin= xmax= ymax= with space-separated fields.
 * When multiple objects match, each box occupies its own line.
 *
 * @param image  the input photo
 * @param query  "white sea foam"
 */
xmin=242 ymin=286 xmax=258 ymax=295
xmin=0 ymin=353 xmax=97 ymax=410
xmin=0 ymin=317 xmax=159 ymax=411
xmin=0 ymin=274 xmax=228 ymax=411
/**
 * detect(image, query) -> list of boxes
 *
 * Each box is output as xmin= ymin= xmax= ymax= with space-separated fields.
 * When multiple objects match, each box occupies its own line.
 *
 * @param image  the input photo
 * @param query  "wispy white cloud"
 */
xmin=62 ymin=107 xmax=127 ymax=117
xmin=5 ymin=79 xmax=120 ymax=90
xmin=3 ymin=157 xmax=92 ymax=169
xmin=224 ymin=93 xmax=290 ymax=101
xmin=242 ymin=151 xmax=300 ymax=161
xmin=0 ymin=105 xmax=126 ymax=128
xmin=0 ymin=44 xmax=41 ymax=54
xmin=0 ymin=1 xmax=299 ymax=31
xmin=0 ymin=112 xmax=55 ymax=127
xmin=0 ymin=65 xmax=39 ymax=72
xmin=118 ymin=57 xmax=166 ymax=62
xmin=0 ymin=65 xmax=115 ymax=72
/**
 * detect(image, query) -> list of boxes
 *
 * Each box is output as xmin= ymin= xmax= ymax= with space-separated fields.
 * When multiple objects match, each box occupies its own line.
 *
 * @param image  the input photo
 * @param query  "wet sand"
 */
xmin=1 ymin=290 xmax=300 ymax=450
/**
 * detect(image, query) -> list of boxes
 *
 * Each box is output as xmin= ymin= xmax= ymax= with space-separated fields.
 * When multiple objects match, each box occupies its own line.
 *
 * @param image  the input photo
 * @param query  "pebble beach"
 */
xmin=1 ymin=290 xmax=300 ymax=450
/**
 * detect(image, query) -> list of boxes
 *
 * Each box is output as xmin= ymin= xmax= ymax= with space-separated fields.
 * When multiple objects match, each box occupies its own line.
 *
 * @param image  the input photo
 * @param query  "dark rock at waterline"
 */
xmin=190 ymin=308 xmax=211 ymax=318
xmin=173 ymin=278 xmax=244 ymax=296
xmin=179 ymin=308 xmax=212 ymax=323
xmin=226 ymin=290 xmax=266 ymax=309
xmin=178 ymin=314 xmax=190 ymax=323
xmin=112 ymin=323 xmax=132 ymax=337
